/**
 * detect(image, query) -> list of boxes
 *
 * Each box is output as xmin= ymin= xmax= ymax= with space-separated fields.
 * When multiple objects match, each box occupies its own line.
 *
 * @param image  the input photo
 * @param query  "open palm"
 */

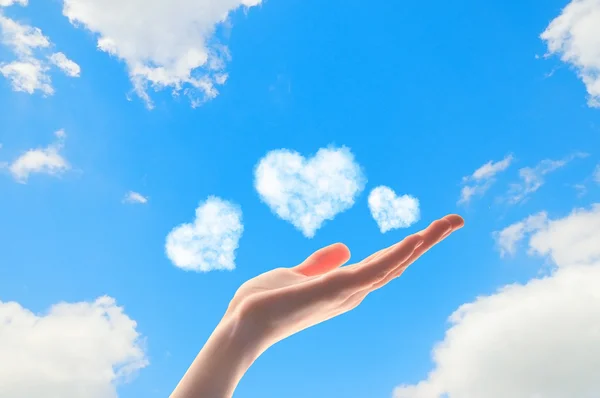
xmin=225 ymin=214 xmax=464 ymax=352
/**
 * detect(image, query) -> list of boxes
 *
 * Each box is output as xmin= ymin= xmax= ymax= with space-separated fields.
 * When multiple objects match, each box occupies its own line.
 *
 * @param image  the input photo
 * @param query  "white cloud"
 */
xmin=0 ymin=0 xmax=27 ymax=6
xmin=458 ymin=155 xmax=513 ymax=204
xmin=527 ymin=204 xmax=600 ymax=267
xmin=165 ymin=196 xmax=244 ymax=272
xmin=0 ymin=59 xmax=53 ymax=94
xmin=7 ymin=129 xmax=70 ymax=183
xmin=507 ymin=153 xmax=586 ymax=204
xmin=123 ymin=191 xmax=148 ymax=204
xmin=393 ymin=203 xmax=600 ymax=398
xmin=493 ymin=212 xmax=549 ymax=257
xmin=368 ymin=186 xmax=420 ymax=233
xmin=61 ymin=0 xmax=262 ymax=109
xmin=0 ymin=14 xmax=49 ymax=55
xmin=49 ymin=52 xmax=81 ymax=77
xmin=541 ymin=0 xmax=600 ymax=107
xmin=0 ymin=296 xmax=148 ymax=398
xmin=0 ymin=7 xmax=79 ymax=95
xmin=254 ymin=146 xmax=366 ymax=238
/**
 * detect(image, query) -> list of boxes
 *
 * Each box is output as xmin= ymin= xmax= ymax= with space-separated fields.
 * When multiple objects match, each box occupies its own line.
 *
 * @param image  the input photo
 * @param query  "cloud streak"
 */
xmin=506 ymin=153 xmax=587 ymax=204
xmin=458 ymin=155 xmax=513 ymax=205
xmin=123 ymin=191 xmax=149 ymax=204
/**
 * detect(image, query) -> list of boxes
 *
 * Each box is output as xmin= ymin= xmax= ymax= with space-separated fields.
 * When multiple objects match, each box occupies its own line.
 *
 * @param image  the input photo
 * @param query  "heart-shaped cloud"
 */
xmin=254 ymin=146 xmax=366 ymax=238
xmin=368 ymin=186 xmax=420 ymax=233
xmin=165 ymin=196 xmax=243 ymax=272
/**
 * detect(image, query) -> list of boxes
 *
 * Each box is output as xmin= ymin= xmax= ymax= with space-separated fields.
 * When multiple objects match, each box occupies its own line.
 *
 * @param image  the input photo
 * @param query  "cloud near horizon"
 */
xmin=393 ymin=203 xmax=600 ymax=398
xmin=0 ymin=296 xmax=148 ymax=398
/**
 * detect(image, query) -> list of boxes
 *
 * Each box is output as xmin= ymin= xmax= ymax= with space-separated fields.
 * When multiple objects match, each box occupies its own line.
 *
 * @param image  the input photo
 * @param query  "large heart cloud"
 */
xmin=165 ymin=196 xmax=244 ymax=272
xmin=254 ymin=146 xmax=366 ymax=238
xmin=368 ymin=186 xmax=420 ymax=233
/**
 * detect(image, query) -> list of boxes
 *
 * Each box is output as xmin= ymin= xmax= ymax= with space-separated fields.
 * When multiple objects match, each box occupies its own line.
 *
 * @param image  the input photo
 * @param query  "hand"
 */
xmin=225 ymin=214 xmax=464 ymax=354
xmin=171 ymin=214 xmax=464 ymax=398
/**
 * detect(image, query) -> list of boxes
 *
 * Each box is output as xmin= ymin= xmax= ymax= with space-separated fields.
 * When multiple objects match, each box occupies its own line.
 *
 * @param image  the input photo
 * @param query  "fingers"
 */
xmin=342 ymin=233 xmax=427 ymax=288
xmin=442 ymin=214 xmax=465 ymax=231
xmin=287 ymin=234 xmax=423 ymax=307
xmin=351 ymin=215 xmax=464 ymax=268
xmin=292 ymin=243 xmax=351 ymax=277
xmin=369 ymin=214 xmax=464 ymax=290
xmin=339 ymin=215 xmax=462 ymax=290
xmin=333 ymin=215 xmax=464 ymax=310
xmin=293 ymin=215 xmax=463 ymax=305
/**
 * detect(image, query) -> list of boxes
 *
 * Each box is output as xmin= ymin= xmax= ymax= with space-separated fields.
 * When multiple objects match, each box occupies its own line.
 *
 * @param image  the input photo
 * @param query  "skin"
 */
xmin=171 ymin=214 xmax=465 ymax=398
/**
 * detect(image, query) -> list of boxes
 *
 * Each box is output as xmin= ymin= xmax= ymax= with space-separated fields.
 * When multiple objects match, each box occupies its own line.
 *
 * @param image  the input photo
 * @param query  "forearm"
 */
xmin=170 ymin=314 xmax=264 ymax=398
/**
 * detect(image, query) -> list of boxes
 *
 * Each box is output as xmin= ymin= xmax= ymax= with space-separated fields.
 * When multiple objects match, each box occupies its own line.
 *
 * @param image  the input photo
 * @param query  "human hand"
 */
xmin=225 ymin=214 xmax=464 ymax=354
xmin=171 ymin=214 xmax=464 ymax=398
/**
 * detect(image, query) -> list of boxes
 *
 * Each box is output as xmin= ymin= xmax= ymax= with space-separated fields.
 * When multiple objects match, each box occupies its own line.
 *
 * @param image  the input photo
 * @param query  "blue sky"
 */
xmin=1 ymin=0 xmax=599 ymax=397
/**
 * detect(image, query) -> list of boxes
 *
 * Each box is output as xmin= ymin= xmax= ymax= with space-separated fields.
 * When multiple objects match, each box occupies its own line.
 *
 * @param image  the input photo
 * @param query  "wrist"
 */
xmin=170 ymin=314 xmax=264 ymax=398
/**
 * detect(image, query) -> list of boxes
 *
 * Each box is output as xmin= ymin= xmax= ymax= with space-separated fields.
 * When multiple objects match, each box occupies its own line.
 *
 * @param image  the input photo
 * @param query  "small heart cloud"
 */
xmin=368 ymin=186 xmax=420 ymax=233
xmin=165 ymin=196 xmax=243 ymax=272
xmin=254 ymin=146 xmax=366 ymax=238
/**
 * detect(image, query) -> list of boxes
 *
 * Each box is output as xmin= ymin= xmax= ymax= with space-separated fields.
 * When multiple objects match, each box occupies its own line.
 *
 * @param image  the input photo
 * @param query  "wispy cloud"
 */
xmin=368 ymin=186 xmax=420 ymax=233
xmin=0 ymin=3 xmax=79 ymax=95
xmin=492 ymin=212 xmax=549 ymax=257
xmin=570 ymin=163 xmax=600 ymax=197
xmin=61 ymin=0 xmax=261 ymax=108
xmin=4 ymin=130 xmax=70 ymax=183
xmin=254 ymin=146 xmax=366 ymax=238
xmin=165 ymin=196 xmax=244 ymax=272
xmin=123 ymin=191 xmax=149 ymax=204
xmin=48 ymin=52 xmax=80 ymax=77
xmin=573 ymin=183 xmax=587 ymax=197
xmin=458 ymin=155 xmax=514 ymax=205
xmin=506 ymin=153 xmax=587 ymax=204
xmin=541 ymin=0 xmax=600 ymax=107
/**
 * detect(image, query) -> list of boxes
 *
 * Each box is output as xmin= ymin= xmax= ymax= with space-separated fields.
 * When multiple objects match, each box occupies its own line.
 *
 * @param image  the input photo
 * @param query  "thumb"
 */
xmin=293 ymin=243 xmax=351 ymax=277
